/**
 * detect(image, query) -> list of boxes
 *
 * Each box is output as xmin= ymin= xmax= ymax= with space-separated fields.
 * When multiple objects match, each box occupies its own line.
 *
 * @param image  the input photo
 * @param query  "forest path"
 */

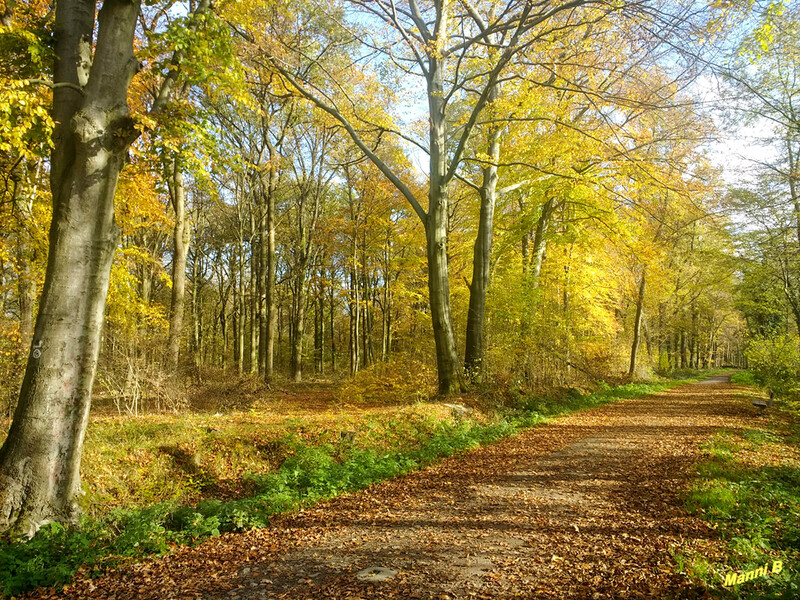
xmin=43 ymin=375 xmax=757 ymax=600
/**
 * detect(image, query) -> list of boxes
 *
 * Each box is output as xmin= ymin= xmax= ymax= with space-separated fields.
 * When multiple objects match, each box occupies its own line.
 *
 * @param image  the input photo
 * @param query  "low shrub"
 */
xmin=336 ymin=359 xmax=437 ymax=404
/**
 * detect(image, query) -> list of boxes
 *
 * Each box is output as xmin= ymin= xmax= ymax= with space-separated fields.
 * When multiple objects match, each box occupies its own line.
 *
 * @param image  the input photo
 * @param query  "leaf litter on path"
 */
xmin=31 ymin=377 xmax=755 ymax=600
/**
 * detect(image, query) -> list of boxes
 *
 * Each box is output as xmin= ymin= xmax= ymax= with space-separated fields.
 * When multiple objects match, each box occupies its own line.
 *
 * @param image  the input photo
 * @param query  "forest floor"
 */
xmin=30 ymin=374 xmax=763 ymax=600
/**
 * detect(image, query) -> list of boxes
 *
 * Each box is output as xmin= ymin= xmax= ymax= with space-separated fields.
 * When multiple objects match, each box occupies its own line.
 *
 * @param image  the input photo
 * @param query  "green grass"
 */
xmin=730 ymin=371 xmax=763 ymax=387
xmin=0 ymin=372 xmax=714 ymax=597
xmin=683 ymin=405 xmax=800 ymax=598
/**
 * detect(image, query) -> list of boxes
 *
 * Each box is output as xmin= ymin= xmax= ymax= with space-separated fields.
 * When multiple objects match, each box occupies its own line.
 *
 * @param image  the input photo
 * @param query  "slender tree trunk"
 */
xmin=0 ymin=0 xmax=141 ymax=536
xmin=628 ymin=271 xmax=646 ymax=376
xmin=232 ymin=248 xmax=239 ymax=368
xmin=195 ymin=253 xmax=204 ymax=368
xmin=521 ymin=229 xmax=530 ymax=275
xmin=689 ymin=302 xmax=697 ymax=369
xmin=264 ymin=167 xmax=277 ymax=381
xmin=277 ymin=303 xmax=283 ymax=369
xmin=291 ymin=271 xmax=307 ymax=382
xmin=785 ymin=135 xmax=800 ymax=247
xmin=680 ymin=330 xmax=687 ymax=368
xmin=16 ymin=241 xmax=34 ymax=351
xmin=329 ymin=280 xmax=336 ymax=372
xmin=530 ymin=198 xmax=556 ymax=287
xmin=12 ymin=177 xmax=36 ymax=351
xmin=464 ymin=89 xmax=501 ymax=377
xmin=381 ymin=250 xmax=391 ymax=362
xmin=257 ymin=195 xmax=267 ymax=377
xmin=236 ymin=236 xmax=245 ymax=374
xmin=349 ymin=240 xmax=360 ymax=377
xmin=315 ymin=286 xmax=324 ymax=374
xmin=249 ymin=211 xmax=258 ymax=374
xmin=166 ymin=156 xmax=188 ymax=372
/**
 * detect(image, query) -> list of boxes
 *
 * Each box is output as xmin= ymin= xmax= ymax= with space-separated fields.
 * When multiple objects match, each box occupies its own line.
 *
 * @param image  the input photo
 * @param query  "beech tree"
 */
xmin=0 ymin=0 xmax=214 ymax=536
xmin=263 ymin=0 xmax=635 ymax=393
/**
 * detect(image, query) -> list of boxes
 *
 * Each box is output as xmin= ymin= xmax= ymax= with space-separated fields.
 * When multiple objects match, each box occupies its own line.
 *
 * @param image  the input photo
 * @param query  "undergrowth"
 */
xmin=730 ymin=370 xmax=763 ymax=388
xmin=683 ymin=393 xmax=800 ymax=598
xmin=0 ymin=373 xmax=712 ymax=597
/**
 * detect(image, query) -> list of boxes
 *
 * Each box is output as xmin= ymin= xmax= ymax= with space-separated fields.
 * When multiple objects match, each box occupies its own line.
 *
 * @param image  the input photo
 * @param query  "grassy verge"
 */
xmin=0 ymin=373 xmax=714 ymax=597
xmin=680 ymin=373 xmax=800 ymax=599
xmin=730 ymin=370 xmax=764 ymax=387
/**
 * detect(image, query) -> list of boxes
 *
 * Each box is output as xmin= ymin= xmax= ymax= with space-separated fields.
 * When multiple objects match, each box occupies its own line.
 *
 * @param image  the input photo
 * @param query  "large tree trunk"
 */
xmin=464 ymin=89 xmax=501 ymax=377
xmin=425 ymin=199 xmax=462 ymax=394
xmin=427 ymin=55 xmax=463 ymax=395
xmin=0 ymin=0 xmax=141 ymax=536
xmin=628 ymin=271 xmax=646 ymax=376
xmin=166 ymin=156 xmax=189 ymax=372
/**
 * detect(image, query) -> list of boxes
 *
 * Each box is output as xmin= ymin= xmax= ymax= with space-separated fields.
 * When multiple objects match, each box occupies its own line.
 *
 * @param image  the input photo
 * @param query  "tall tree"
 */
xmin=264 ymin=0 xmax=636 ymax=393
xmin=0 ymin=0 xmax=214 ymax=536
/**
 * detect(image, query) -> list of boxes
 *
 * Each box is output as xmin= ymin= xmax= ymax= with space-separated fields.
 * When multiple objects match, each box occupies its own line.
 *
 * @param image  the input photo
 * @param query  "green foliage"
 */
xmin=746 ymin=336 xmax=800 ymax=397
xmin=685 ymin=425 xmax=800 ymax=598
xmin=731 ymin=370 xmax=763 ymax=387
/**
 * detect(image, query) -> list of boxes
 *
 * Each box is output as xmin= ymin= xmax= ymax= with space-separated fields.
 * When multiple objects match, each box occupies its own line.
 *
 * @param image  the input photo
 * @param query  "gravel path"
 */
xmin=38 ymin=375 xmax=756 ymax=600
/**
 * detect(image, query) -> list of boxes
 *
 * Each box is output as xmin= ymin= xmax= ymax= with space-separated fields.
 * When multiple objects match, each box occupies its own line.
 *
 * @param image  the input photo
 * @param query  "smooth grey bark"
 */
xmin=530 ymin=198 xmax=556 ymax=287
xmin=230 ymin=245 xmax=240 ymax=370
xmin=289 ymin=181 xmax=322 ymax=382
xmin=0 ymin=0 xmax=141 ymax=536
xmin=464 ymin=86 xmax=501 ymax=376
xmin=628 ymin=271 xmax=646 ymax=376
xmin=236 ymin=198 xmax=245 ymax=374
xmin=262 ymin=142 xmax=278 ymax=381
xmin=346 ymin=172 xmax=360 ymax=377
xmin=256 ymin=197 xmax=266 ymax=377
xmin=166 ymin=156 xmax=189 ymax=372
xmin=290 ymin=268 xmax=307 ymax=382
xmin=786 ymin=134 xmax=800 ymax=247
xmin=680 ymin=329 xmax=687 ymax=368
xmin=190 ymin=247 xmax=202 ymax=367
xmin=380 ymin=235 xmax=392 ymax=362
xmin=425 ymin=44 xmax=464 ymax=395
xmin=329 ymin=281 xmax=336 ymax=371
xmin=314 ymin=281 xmax=325 ymax=374
xmin=248 ymin=210 xmax=258 ymax=374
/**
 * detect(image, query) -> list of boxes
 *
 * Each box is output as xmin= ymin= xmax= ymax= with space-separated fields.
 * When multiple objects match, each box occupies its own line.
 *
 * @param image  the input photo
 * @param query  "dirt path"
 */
xmin=40 ymin=375 xmax=758 ymax=600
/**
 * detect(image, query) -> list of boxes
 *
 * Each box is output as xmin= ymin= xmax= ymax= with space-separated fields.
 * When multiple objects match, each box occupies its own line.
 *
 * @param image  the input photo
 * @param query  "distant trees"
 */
xmin=0 ymin=0 xmax=751 ymax=536
xmin=725 ymin=2 xmax=800 ymax=354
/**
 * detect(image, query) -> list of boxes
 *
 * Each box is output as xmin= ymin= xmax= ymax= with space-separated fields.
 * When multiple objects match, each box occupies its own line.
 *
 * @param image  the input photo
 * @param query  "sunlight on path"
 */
xmin=41 ymin=376 xmax=755 ymax=600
